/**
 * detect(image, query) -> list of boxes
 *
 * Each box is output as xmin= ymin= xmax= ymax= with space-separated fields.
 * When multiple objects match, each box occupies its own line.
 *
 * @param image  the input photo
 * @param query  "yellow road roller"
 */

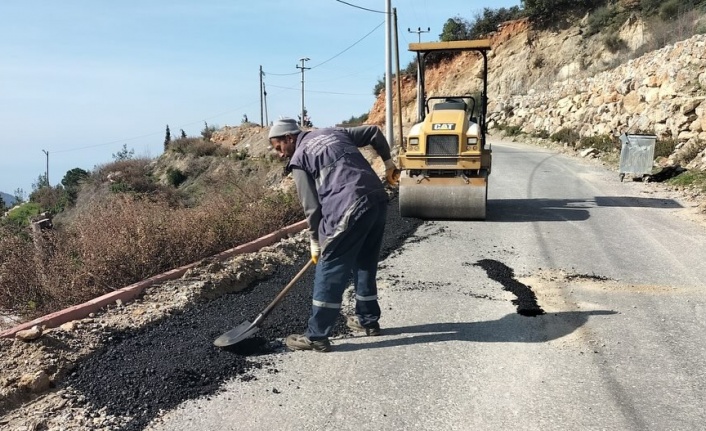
xmin=399 ymin=39 xmax=492 ymax=220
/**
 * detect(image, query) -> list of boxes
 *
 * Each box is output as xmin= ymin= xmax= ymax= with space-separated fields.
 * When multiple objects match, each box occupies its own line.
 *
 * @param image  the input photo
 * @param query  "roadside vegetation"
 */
xmin=1 ymin=124 xmax=303 ymax=319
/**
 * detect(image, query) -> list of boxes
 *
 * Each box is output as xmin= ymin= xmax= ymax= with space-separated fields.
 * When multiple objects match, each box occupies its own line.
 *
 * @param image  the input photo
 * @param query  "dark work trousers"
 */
xmin=305 ymin=201 xmax=388 ymax=341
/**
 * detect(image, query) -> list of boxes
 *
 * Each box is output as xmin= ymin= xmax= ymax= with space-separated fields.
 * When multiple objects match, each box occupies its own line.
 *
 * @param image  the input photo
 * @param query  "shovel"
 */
xmin=214 ymin=259 xmax=314 ymax=347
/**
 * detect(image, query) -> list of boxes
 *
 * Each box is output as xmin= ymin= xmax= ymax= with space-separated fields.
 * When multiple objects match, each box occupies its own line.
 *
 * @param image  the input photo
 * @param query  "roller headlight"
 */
xmin=408 ymin=137 xmax=420 ymax=151
xmin=466 ymin=137 xmax=478 ymax=151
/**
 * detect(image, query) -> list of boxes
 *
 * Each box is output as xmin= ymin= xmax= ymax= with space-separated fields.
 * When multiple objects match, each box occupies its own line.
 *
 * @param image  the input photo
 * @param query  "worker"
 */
xmin=268 ymin=117 xmax=400 ymax=352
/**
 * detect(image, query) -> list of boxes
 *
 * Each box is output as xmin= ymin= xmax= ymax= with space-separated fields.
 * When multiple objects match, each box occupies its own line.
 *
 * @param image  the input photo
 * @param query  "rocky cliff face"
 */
xmin=367 ymin=15 xmax=706 ymax=170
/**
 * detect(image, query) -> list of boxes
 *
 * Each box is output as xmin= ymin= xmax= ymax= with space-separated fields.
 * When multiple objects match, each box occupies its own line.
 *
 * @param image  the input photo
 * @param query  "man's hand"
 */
xmin=310 ymin=238 xmax=321 ymax=264
xmin=384 ymin=159 xmax=401 ymax=186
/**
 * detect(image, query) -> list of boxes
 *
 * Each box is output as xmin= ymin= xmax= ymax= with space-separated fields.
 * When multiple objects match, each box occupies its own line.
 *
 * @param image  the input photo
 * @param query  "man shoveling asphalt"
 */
xmin=268 ymin=118 xmax=400 ymax=352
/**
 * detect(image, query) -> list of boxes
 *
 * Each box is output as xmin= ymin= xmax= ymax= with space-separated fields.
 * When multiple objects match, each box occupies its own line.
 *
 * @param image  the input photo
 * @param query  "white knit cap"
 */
xmin=268 ymin=117 xmax=301 ymax=138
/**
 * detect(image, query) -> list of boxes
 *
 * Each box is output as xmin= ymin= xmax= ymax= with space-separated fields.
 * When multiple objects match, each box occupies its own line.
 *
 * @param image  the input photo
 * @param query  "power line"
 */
xmin=268 ymin=83 xmax=370 ymax=96
xmin=264 ymin=20 xmax=384 ymax=76
xmin=333 ymin=0 xmax=385 ymax=14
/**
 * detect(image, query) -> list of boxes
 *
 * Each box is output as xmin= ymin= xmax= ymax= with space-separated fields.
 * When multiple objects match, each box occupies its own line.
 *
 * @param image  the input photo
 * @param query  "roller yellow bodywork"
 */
xmin=398 ymin=39 xmax=492 ymax=220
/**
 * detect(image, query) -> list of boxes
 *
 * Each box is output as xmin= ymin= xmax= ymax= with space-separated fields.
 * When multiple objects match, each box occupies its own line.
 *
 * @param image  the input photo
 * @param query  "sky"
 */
xmin=0 ymin=0 xmax=522 ymax=197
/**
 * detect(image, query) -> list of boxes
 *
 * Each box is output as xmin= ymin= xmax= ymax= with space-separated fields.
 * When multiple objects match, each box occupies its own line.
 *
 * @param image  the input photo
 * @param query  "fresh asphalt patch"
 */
xmin=61 ymin=195 xmax=423 ymax=431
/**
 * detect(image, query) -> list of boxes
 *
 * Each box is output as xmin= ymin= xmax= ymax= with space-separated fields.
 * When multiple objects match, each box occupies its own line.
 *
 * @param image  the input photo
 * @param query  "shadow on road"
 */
xmin=488 ymin=196 xmax=681 ymax=222
xmin=334 ymin=310 xmax=617 ymax=352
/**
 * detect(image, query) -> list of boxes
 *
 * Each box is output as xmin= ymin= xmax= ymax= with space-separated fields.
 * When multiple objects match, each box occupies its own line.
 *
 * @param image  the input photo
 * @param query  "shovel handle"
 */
xmin=255 ymin=259 xmax=314 ymax=324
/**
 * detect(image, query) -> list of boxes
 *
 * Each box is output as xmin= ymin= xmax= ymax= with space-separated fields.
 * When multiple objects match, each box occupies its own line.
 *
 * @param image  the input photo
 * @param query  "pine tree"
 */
xmin=164 ymin=125 xmax=171 ymax=151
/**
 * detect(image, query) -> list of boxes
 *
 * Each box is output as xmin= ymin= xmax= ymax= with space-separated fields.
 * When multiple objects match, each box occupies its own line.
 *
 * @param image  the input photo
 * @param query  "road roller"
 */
xmin=399 ymin=39 xmax=492 ymax=220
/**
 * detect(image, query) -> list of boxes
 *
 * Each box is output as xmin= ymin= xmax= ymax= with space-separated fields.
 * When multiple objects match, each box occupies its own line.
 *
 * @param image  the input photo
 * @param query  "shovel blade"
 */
xmin=214 ymin=320 xmax=260 ymax=347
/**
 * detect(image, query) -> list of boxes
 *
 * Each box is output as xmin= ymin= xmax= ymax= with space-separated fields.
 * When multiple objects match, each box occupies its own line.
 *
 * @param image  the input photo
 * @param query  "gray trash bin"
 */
xmin=618 ymin=133 xmax=656 ymax=182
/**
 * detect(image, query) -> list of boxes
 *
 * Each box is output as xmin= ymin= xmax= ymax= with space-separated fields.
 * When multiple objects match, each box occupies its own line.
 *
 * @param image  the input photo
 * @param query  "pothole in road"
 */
xmin=473 ymin=259 xmax=546 ymax=317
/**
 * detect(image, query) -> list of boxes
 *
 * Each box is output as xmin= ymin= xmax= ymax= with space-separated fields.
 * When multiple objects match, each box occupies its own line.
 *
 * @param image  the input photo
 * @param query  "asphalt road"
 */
xmin=145 ymin=138 xmax=706 ymax=431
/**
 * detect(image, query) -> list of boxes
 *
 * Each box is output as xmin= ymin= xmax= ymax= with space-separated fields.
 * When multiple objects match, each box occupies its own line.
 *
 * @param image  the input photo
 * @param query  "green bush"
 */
xmin=166 ymin=168 xmax=188 ymax=187
xmin=659 ymin=0 xmax=682 ymax=21
xmin=494 ymin=122 xmax=523 ymax=136
xmin=578 ymin=134 xmax=617 ymax=152
xmin=468 ymin=6 xmax=523 ymax=39
xmin=533 ymin=129 xmax=551 ymax=139
xmin=339 ymin=113 xmax=369 ymax=127
xmin=373 ymin=77 xmax=385 ymax=97
xmin=3 ymin=202 xmax=42 ymax=228
xmin=585 ymin=5 xmax=618 ymax=37
xmin=170 ymin=137 xmax=230 ymax=157
xmin=550 ymin=128 xmax=581 ymax=146
xmin=604 ymin=32 xmax=628 ymax=52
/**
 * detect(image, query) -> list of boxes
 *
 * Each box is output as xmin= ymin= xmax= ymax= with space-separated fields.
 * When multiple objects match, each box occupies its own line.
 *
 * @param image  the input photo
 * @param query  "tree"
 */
xmin=521 ymin=0 xmax=601 ymax=27
xmin=469 ymin=6 xmax=523 ymax=39
xmin=62 ymin=167 xmax=89 ymax=206
xmin=180 ymin=129 xmax=187 ymax=139
xmin=201 ymin=121 xmax=217 ymax=141
xmin=62 ymin=168 xmax=89 ymax=189
xmin=164 ymin=124 xmax=171 ymax=151
xmin=32 ymin=173 xmax=49 ymax=191
xmin=0 ymin=195 xmax=5 ymax=213
xmin=297 ymin=109 xmax=313 ymax=128
xmin=13 ymin=188 xmax=25 ymax=204
xmin=112 ymin=144 xmax=134 ymax=161
xmin=440 ymin=16 xmax=471 ymax=41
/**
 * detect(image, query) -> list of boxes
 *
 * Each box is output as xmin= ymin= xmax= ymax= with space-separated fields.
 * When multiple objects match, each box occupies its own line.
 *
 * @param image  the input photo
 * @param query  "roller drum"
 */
xmin=399 ymin=176 xmax=487 ymax=220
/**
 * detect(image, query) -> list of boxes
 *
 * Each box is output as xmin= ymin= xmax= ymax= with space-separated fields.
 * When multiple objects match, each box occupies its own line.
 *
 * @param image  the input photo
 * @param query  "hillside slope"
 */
xmin=367 ymin=15 xmax=706 ymax=170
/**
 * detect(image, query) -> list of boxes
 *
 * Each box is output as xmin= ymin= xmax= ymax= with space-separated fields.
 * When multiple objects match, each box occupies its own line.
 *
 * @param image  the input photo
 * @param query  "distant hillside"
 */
xmin=0 ymin=191 xmax=15 ymax=207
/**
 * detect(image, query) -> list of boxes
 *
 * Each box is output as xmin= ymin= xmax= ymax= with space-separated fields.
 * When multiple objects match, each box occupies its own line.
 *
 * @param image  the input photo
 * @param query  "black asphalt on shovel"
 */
xmin=214 ymin=259 xmax=314 ymax=347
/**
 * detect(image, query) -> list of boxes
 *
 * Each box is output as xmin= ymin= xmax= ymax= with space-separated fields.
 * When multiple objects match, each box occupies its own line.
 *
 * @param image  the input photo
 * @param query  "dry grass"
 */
xmin=0 ymin=156 xmax=303 ymax=318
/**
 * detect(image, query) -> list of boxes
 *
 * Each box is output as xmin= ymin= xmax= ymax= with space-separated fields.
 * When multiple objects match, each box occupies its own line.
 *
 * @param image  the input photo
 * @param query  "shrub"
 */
xmin=550 ymin=128 xmax=581 ymax=146
xmin=533 ymin=129 xmax=551 ymax=139
xmin=468 ymin=6 xmax=523 ymax=39
xmin=495 ymin=122 xmax=523 ymax=136
xmin=166 ymin=168 xmax=188 ymax=187
xmin=2 ymin=202 xmax=42 ymax=228
xmin=604 ymin=32 xmax=628 ymax=53
xmin=339 ymin=113 xmax=369 ymax=127
xmin=201 ymin=121 xmax=217 ymax=141
xmin=585 ymin=5 xmax=618 ymax=37
xmin=373 ymin=77 xmax=385 ymax=97
xmin=94 ymin=158 xmax=157 ymax=195
xmin=169 ymin=137 xmax=230 ymax=157
xmin=578 ymin=134 xmax=617 ymax=152
xmin=0 ymin=182 xmax=304 ymax=317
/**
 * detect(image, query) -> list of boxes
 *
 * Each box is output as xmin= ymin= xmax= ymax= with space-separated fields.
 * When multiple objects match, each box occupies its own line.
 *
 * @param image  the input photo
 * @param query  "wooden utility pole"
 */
xmin=259 ymin=66 xmax=264 ymax=127
xmin=394 ymin=8 xmax=403 ymax=148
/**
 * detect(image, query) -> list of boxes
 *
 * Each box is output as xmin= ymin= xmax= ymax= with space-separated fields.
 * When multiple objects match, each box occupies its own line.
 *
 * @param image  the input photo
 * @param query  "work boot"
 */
xmin=346 ymin=315 xmax=381 ymax=336
xmin=285 ymin=334 xmax=331 ymax=352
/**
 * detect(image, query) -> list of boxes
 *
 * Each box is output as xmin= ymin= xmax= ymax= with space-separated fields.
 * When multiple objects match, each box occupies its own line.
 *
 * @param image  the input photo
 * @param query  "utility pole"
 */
xmin=385 ymin=0 xmax=393 ymax=147
xmin=408 ymin=27 xmax=430 ymax=123
xmin=263 ymin=82 xmax=269 ymax=126
xmin=259 ymin=66 xmax=265 ymax=127
xmin=408 ymin=26 xmax=430 ymax=43
xmin=296 ymin=57 xmax=311 ymax=127
xmin=41 ymin=149 xmax=49 ymax=187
